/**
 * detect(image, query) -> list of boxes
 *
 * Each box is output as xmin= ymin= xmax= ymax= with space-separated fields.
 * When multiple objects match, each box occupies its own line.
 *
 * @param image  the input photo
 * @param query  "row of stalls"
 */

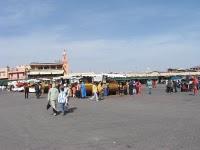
xmin=53 ymin=73 xmax=126 ymax=95
xmin=53 ymin=73 xmax=159 ymax=95
xmin=5 ymin=73 xmax=160 ymax=94
xmin=7 ymin=78 xmax=51 ymax=93
xmin=4 ymin=71 xmax=198 ymax=94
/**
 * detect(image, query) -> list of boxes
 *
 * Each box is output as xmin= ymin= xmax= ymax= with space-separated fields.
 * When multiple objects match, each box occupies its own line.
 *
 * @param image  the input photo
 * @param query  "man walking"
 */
xmin=35 ymin=83 xmax=40 ymax=99
xmin=48 ymin=83 xmax=59 ymax=116
xmin=24 ymin=83 xmax=29 ymax=99
xmin=193 ymin=77 xmax=198 ymax=96
xmin=173 ymin=80 xmax=178 ymax=93
xmin=146 ymin=79 xmax=153 ymax=95
xmin=98 ymin=82 xmax=104 ymax=100
xmin=89 ymin=83 xmax=99 ymax=101
xmin=80 ymin=81 xmax=87 ymax=99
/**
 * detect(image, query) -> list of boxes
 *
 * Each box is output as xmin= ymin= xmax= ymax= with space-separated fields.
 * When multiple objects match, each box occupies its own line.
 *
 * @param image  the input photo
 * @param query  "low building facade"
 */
xmin=0 ymin=67 xmax=9 ymax=79
xmin=190 ymin=66 xmax=200 ymax=71
xmin=8 ymin=65 xmax=29 ymax=80
xmin=28 ymin=63 xmax=64 ymax=79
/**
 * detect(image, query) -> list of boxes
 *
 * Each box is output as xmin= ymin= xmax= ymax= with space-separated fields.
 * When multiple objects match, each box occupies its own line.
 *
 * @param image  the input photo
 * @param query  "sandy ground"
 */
xmin=0 ymin=86 xmax=200 ymax=150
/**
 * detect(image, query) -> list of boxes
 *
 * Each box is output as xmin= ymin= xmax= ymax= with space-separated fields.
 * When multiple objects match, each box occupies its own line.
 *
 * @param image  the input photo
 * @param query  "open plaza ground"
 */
xmin=0 ymin=86 xmax=200 ymax=150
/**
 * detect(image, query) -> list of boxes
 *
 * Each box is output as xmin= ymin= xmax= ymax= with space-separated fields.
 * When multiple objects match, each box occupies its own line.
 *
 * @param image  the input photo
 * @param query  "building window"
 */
xmin=44 ymin=66 xmax=49 ymax=70
xmin=57 ymin=66 xmax=62 ymax=69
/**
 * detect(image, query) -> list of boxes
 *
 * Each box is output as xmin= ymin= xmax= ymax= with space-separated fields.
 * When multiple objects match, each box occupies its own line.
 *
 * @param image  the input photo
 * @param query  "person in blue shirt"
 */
xmin=80 ymin=81 xmax=87 ymax=98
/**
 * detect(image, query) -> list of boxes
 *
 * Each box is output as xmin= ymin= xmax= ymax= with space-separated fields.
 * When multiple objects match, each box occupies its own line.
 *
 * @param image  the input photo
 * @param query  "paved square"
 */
xmin=0 ymin=86 xmax=200 ymax=150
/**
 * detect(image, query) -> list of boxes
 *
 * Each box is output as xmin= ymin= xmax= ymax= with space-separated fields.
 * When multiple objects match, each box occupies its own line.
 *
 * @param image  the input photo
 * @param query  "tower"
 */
xmin=62 ymin=49 xmax=69 ymax=75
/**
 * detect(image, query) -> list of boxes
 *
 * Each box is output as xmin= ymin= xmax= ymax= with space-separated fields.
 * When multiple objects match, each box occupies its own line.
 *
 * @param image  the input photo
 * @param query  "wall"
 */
xmin=8 ymin=66 xmax=27 ymax=80
xmin=0 ymin=68 xmax=9 ymax=79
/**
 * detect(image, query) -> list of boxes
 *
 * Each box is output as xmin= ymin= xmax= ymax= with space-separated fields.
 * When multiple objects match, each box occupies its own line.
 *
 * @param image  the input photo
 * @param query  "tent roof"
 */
xmin=0 ymin=79 xmax=8 ymax=86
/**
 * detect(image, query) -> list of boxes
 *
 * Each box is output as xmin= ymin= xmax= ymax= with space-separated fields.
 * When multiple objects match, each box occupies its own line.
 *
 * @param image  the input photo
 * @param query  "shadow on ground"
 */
xmin=67 ymin=107 xmax=77 ymax=114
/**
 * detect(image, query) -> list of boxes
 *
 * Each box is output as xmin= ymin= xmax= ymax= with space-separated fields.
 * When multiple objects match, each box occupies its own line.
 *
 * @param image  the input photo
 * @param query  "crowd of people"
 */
xmin=46 ymin=81 xmax=107 ymax=116
xmin=19 ymin=79 xmax=156 ymax=116
xmin=117 ymin=79 xmax=155 ymax=96
xmin=1 ymin=76 xmax=199 ymax=117
xmin=44 ymin=79 xmax=156 ymax=116
xmin=4 ymin=76 xmax=195 ymax=116
xmin=166 ymin=76 xmax=199 ymax=96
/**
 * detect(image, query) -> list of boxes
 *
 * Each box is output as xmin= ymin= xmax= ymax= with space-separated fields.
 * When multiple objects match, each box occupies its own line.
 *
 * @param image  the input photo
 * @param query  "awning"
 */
xmin=171 ymin=76 xmax=183 ymax=80
xmin=52 ymin=71 xmax=64 ymax=74
xmin=28 ymin=70 xmax=64 ymax=75
xmin=108 ymin=76 xmax=158 ymax=81
xmin=28 ymin=72 xmax=40 ymax=75
xmin=0 ymin=79 xmax=8 ymax=86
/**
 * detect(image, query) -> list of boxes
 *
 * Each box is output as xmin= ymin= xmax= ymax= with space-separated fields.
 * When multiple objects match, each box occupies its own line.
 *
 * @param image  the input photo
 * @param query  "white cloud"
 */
xmin=0 ymin=30 xmax=199 ymax=72
xmin=0 ymin=0 xmax=55 ymax=27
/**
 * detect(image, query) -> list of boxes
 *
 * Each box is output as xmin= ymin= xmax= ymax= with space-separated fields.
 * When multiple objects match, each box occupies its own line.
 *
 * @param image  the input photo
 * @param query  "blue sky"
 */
xmin=0 ymin=0 xmax=200 ymax=72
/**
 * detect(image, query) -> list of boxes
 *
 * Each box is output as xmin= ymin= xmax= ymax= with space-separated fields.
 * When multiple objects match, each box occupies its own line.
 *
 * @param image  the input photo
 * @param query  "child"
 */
xmin=58 ymin=87 xmax=67 ymax=115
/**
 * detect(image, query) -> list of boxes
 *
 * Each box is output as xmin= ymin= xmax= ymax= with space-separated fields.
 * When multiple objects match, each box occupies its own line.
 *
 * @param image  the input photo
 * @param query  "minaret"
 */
xmin=62 ymin=49 xmax=69 ymax=75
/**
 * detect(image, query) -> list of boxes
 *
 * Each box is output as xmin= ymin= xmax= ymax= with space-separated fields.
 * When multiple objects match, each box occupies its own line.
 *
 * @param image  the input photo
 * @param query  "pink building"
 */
xmin=8 ymin=66 xmax=29 ymax=80
xmin=0 ymin=67 xmax=9 ymax=79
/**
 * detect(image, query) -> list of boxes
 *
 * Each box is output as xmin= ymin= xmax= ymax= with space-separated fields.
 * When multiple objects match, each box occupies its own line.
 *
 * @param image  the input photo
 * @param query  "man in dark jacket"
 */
xmin=173 ymin=80 xmax=177 ymax=93
xmin=35 ymin=83 xmax=40 ymax=99
xmin=24 ymin=83 xmax=29 ymax=99
xmin=129 ymin=81 xmax=133 ymax=95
